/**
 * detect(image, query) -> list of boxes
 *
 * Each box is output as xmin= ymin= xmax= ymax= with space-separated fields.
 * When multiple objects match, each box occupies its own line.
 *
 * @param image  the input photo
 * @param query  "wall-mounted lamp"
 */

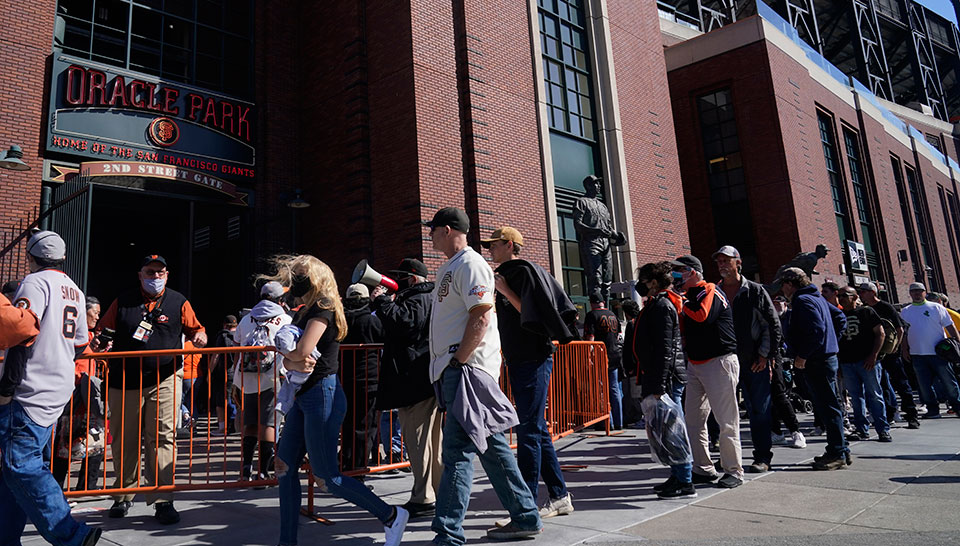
xmin=286 ymin=189 xmax=310 ymax=209
xmin=0 ymin=145 xmax=30 ymax=171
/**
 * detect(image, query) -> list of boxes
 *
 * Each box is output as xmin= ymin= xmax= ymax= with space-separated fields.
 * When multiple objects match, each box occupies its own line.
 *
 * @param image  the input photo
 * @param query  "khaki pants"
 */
xmin=108 ymin=368 xmax=182 ymax=504
xmin=398 ymin=396 xmax=444 ymax=504
xmin=684 ymin=353 xmax=743 ymax=479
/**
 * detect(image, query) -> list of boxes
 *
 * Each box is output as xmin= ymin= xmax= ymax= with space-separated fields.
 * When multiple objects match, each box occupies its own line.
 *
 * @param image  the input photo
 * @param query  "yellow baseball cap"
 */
xmin=480 ymin=226 xmax=524 ymax=248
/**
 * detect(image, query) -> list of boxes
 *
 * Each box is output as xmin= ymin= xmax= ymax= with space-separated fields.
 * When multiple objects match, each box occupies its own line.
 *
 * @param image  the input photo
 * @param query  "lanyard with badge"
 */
xmin=133 ymin=293 xmax=166 ymax=343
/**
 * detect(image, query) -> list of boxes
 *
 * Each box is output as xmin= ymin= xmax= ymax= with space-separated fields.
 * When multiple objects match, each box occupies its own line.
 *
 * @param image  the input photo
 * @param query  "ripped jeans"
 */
xmin=276 ymin=374 xmax=392 ymax=545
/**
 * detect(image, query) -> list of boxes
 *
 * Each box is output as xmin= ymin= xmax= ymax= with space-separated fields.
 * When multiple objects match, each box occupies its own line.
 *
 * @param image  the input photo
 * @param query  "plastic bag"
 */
xmin=640 ymin=395 xmax=693 ymax=467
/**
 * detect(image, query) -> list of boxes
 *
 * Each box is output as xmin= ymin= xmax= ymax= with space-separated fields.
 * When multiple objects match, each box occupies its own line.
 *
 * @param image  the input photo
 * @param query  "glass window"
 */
xmin=892 ymin=156 xmax=923 ymax=282
xmin=843 ymin=128 xmax=882 ymax=280
xmin=905 ymin=166 xmax=940 ymax=290
xmin=697 ymin=88 xmax=758 ymax=275
xmin=55 ymin=0 xmax=254 ymax=98
xmin=817 ymin=112 xmax=852 ymax=243
xmin=539 ymin=0 xmax=596 ymax=142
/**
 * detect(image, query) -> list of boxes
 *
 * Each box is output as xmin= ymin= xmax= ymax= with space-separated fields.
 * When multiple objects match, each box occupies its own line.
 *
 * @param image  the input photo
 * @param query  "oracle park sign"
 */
xmin=46 ymin=55 xmax=256 ymax=182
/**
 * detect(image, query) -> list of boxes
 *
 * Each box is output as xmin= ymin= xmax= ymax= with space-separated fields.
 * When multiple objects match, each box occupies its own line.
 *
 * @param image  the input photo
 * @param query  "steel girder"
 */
xmin=850 ymin=0 xmax=895 ymax=101
xmin=904 ymin=0 xmax=949 ymax=119
xmin=695 ymin=0 xmax=740 ymax=32
xmin=777 ymin=0 xmax=822 ymax=53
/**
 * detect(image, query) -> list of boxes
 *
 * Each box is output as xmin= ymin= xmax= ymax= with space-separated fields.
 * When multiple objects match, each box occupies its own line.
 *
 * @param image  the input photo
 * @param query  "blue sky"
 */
xmin=917 ymin=0 xmax=958 ymax=25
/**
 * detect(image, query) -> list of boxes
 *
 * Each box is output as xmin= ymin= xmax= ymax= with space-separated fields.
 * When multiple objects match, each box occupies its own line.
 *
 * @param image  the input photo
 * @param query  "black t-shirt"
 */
xmin=868 ymin=299 xmax=902 ymax=329
xmin=838 ymin=305 xmax=882 ymax=363
xmin=584 ymin=309 xmax=621 ymax=366
xmin=294 ymin=305 xmax=341 ymax=392
xmin=496 ymin=290 xmax=555 ymax=365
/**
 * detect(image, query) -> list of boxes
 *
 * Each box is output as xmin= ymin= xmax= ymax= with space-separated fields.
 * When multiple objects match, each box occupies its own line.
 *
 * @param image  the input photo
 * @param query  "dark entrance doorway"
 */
xmin=86 ymin=184 xmax=251 ymax=331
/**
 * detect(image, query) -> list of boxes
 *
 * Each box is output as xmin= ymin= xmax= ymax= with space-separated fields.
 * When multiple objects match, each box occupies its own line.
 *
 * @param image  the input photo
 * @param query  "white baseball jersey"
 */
xmin=2 ymin=269 xmax=88 ymax=426
xmin=429 ymin=247 xmax=502 ymax=382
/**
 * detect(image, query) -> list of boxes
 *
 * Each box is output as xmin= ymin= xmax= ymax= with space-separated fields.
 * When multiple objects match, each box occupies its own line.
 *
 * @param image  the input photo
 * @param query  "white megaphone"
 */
xmin=351 ymin=260 xmax=399 ymax=292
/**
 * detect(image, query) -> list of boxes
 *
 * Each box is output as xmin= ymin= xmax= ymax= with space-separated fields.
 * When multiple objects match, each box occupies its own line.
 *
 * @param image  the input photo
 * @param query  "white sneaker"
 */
xmin=538 ymin=493 xmax=574 ymax=519
xmin=787 ymin=431 xmax=806 ymax=449
xmin=384 ymin=506 xmax=409 ymax=546
xmin=771 ymin=433 xmax=787 ymax=445
xmin=494 ymin=516 xmax=511 ymax=528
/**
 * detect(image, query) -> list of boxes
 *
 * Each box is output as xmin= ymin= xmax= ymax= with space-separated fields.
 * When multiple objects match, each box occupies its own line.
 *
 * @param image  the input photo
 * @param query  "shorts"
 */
xmin=242 ymin=389 xmax=277 ymax=428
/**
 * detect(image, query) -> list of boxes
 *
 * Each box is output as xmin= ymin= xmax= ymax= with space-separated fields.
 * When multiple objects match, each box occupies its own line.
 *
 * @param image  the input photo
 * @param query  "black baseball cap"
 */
xmin=141 ymin=254 xmax=168 ymax=268
xmin=388 ymin=258 xmax=429 ymax=278
xmin=669 ymin=254 xmax=703 ymax=273
xmin=423 ymin=207 xmax=470 ymax=233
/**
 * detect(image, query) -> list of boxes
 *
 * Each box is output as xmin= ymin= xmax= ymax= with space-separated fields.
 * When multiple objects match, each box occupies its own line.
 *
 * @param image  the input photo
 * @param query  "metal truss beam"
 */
xmin=777 ymin=0 xmax=823 ymax=53
xmin=850 ymin=0 xmax=895 ymax=100
xmin=905 ymin=0 xmax=949 ymax=119
xmin=696 ymin=0 xmax=740 ymax=32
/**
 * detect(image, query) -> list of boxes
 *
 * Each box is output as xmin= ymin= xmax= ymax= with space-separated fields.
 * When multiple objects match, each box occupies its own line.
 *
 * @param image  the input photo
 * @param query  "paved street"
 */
xmin=24 ymin=413 xmax=960 ymax=545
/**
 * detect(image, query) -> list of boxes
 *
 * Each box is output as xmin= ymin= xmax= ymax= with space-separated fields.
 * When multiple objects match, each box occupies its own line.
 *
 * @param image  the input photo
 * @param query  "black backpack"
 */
xmin=935 ymin=337 xmax=960 ymax=365
xmin=240 ymin=319 xmax=276 ymax=373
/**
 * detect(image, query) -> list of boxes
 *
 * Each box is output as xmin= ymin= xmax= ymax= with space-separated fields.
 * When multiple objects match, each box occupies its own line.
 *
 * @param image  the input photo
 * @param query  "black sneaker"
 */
xmin=154 ymin=502 xmax=180 ymax=525
xmin=653 ymin=475 xmax=679 ymax=492
xmin=878 ymin=431 xmax=893 ymax=442
xmin=812 ymin=454 xmax=846 ymax=470
xmin=691 ymin=472 xmax=718 ymax=484
xmin=814 ymin=452 xmax=852 ymax=466
xmin=401 ymin=501 xmax=436 ymax=519
xmin=708 ymin=439 xmax=720 ymax=453
xmin=921 ymin=412 xmax=942 ymax=419
xmin=745 ymin=461 xmax=770 ymax=473
xmin=108 ymin=500 xmax=132 ymax=518
xmin=82 ymin=527 xmax=102 ymax=546
xmin=716 ymin=473 xmax=743 ymax=488
xmin=845 ymin=431 xmax=869 ymax=441
xmin=907 ymin=418 xmax=920 ymax=429
xmin=657 ymin=482 xmax=697 ymax=499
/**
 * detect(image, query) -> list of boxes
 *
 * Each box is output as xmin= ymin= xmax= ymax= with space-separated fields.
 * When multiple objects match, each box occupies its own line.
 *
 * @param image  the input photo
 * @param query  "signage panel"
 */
xmin=47 ymin=55 xmax=255 ymax=181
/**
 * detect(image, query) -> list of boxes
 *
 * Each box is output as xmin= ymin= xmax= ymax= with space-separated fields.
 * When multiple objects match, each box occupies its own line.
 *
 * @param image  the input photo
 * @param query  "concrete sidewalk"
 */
xmin=23 ymin=414 xmax=960 ymax=545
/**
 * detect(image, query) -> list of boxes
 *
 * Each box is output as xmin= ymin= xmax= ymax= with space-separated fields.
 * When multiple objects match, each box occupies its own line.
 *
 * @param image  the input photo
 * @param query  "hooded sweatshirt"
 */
xmin=232 ymin=300 xmax=292 ymax=394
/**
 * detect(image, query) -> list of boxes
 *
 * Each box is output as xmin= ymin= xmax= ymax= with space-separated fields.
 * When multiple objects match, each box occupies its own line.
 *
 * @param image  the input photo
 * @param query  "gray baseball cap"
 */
xmin=858 ymin=282 xmax=878 ymax=293
xmin=27 ymin=230 xmax=66 ymax=261
xmin=909 ymin=282 xmax=926 ymax=292
xmin=260 ymin=281 xmax=286 ymax=299
xmin=711 ymin=245 xmax=741 ymax=260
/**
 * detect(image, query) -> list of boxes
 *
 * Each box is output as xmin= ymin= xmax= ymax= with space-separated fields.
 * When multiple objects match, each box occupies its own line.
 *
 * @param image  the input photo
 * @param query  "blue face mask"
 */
xmin=142 ymin=277 xmax=166 ymax=296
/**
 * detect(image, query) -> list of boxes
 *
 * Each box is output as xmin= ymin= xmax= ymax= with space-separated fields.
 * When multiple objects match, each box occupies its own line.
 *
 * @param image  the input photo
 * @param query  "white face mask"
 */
xmin=142 ymin=277 xmax=166 ymax=296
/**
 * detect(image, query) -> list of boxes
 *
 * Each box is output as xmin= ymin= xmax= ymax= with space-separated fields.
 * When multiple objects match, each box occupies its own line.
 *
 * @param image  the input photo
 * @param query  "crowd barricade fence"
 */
xmin=54 ymin=341 xmax=610 ymax=518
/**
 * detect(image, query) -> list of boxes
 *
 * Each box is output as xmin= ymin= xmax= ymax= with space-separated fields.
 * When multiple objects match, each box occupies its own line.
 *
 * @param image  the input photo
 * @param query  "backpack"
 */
xmin=240 ymin=319 xmax=276 ymax=373
xmin=877 ymin=318 xmax=899 ymax=358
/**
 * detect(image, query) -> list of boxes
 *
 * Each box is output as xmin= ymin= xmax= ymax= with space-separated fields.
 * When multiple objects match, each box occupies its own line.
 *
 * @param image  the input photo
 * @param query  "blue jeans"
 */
xmin=432 ymin=366 xmax=540 ymax=546
xmin=181 ymin=377 xmax=196 ymax=417
xmin=910 ymin=355 xmax=960 ymax=413
xmin=742 ymin=363 xmax=773 ymax=464
xmin=670 ymin=378 xmax=685 ymax=408
xmin=609 ymin=367 xmax=623 ymax=429
xmin=670 ymin=462 xmax=693 ymax=483
xmin=804 ymin=355 xmax=848 ymax=457
xmin=380 ymin=410 xmax=404 ymax=456
xmin=840 ymin=360 xmax=889 ymax=434
xmin=0 ymin=401 xmax=94 ymax=546
xmin=276 ymin=375 xmax=392 ymax=545
xmin=508 ymin=357 xmax=567 ymax=503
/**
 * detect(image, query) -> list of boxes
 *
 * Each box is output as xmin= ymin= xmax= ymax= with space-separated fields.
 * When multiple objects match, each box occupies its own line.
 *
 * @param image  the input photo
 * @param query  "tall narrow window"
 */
xmin=891 ymin=156 xmax=923 ymax=281
xmin=842 ymin=128 xmax=881 ymax=280
xmin=817 ymin=112 xmax=852 ymax=243
xmin=697 ymin=88 xmax=757 ymax=274
xmin=539 ymin=0 xmax=596 ymax=141
xmin=905 ymin=165 xmax=940 ymax=290
xmin=938 ymin=187 xmax=960 ymax=287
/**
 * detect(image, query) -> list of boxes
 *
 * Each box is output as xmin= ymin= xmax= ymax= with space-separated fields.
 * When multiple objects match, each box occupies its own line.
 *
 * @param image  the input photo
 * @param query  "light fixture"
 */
xmin=0 ymin=145 xmax=30 ymax=171
xmin=287 ymin=189 xmax=311 ymax=209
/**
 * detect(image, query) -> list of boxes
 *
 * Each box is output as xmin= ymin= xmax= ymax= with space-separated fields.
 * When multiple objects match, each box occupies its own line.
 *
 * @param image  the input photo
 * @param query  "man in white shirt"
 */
xmin=425 ymin=207 xmax=541 ymax=545
xmin=0 ymin=230 xmax=101 ymax=546
xmin=900 ymin=282 xmax=960 ymax=418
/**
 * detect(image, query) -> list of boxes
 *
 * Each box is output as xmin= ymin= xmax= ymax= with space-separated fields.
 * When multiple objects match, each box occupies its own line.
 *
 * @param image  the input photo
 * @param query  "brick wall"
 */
xmin=0 ymin=1 xmax=55 ymax=280
xmin=608 ymin=0 xmax=691 ymax=266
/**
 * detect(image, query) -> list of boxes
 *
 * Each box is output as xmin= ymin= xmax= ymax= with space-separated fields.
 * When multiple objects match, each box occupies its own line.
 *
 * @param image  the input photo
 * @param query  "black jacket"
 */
xmin=720 ymin=277 xmax=782 ymax=367
xmin=495 ymin=260 xmax=580 ymax=344
xmin=634 ymin=291 xmax=685 ymax=397
xmin=343 ymin=302 xmax=384 ymax=391
xmin=371 ymin=282 xmax=435 ymax=410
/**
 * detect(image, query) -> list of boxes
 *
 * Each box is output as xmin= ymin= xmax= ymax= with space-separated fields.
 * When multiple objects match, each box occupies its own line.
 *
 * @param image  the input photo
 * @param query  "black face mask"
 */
xmin=290 ymin=274 xmax=311 ymax=298
xmin=637 ymin=281 xmax=650 ymax=298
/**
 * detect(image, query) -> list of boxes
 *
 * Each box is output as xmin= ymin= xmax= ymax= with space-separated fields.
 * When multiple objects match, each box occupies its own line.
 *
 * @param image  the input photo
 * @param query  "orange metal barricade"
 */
xmin=53 ymin=341 xmax=610 ymax=505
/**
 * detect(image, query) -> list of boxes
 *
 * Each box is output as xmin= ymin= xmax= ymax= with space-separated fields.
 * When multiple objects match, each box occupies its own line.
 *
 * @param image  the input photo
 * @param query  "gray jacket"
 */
xmin=435 ymin=363 xmax=518 ymax=454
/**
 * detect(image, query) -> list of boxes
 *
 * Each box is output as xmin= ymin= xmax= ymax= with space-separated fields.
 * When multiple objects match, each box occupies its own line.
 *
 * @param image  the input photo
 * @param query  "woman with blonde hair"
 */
xmin=264 ymin=255 xmax=408 ymax=546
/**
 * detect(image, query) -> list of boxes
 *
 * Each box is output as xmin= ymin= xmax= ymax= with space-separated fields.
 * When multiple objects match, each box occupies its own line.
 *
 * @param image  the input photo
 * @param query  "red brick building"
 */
xmin=0 ymin=0 xmax=686 ymax=324
xmin=666 ymin=10 xmax=960 ymax=303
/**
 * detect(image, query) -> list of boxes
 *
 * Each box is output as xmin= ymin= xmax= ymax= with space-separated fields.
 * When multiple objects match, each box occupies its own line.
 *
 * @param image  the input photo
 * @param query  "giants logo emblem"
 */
xmin=148 ymin=117 xmax=180 ymax=147
xmin=437 ymin=272 xmax=453 ymax=303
